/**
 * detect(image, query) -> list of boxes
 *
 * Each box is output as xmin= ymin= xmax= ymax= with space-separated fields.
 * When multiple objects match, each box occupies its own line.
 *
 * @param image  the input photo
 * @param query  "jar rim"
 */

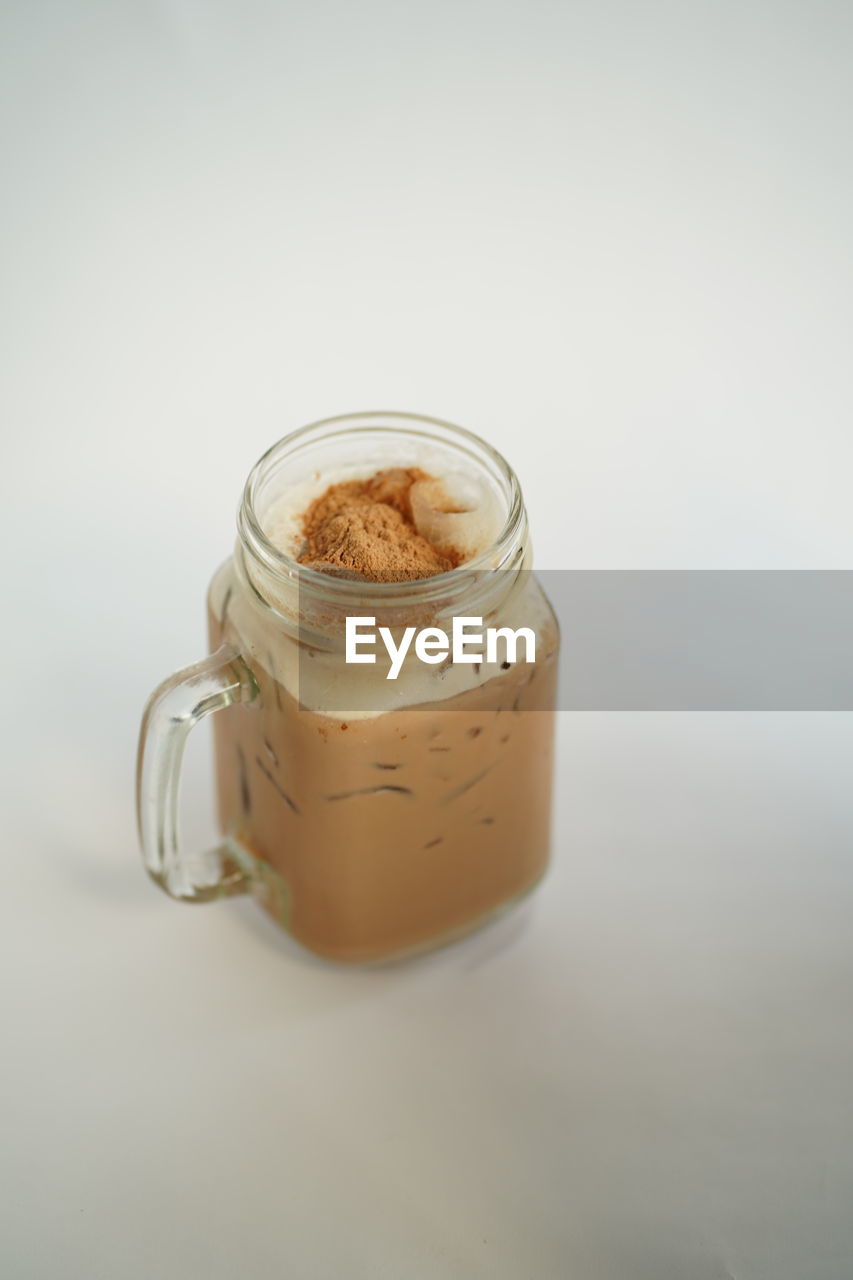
xmin=237 ymin=410 xmax=527 ymax=608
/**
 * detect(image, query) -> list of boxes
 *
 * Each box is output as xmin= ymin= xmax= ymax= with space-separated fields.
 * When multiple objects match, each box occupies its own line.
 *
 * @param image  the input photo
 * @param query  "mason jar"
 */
xmin=137 ymin=412 xmax=559 ymax=962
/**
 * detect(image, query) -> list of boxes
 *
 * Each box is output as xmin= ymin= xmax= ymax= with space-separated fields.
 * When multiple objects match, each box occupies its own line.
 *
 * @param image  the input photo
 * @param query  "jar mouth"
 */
xmin=237 ymin=410 xmax=527 ymax=608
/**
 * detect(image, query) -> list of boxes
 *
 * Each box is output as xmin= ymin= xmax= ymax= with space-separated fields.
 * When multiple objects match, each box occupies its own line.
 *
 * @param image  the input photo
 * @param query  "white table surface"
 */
xmin=2 ymin=4 xmax=852 ymax=1277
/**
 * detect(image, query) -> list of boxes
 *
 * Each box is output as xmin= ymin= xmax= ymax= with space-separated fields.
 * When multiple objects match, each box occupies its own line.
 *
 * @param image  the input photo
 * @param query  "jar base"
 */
xmin=251 ymin=861 xmax=550 ymax=968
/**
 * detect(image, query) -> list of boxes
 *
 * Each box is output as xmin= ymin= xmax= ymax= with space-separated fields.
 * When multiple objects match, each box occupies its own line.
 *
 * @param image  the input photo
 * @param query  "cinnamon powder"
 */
xmin=298 ymin=468 xmax=459 ymax=582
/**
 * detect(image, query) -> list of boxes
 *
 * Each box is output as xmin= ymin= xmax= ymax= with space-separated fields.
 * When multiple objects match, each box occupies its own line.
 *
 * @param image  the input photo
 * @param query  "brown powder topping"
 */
xmin=298 ymin=468 xmax=459 ymax=582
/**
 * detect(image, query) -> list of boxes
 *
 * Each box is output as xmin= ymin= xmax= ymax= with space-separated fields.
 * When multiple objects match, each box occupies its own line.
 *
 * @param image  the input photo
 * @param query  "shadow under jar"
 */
xmin=137 ymin=412 xmax=559 ymax=963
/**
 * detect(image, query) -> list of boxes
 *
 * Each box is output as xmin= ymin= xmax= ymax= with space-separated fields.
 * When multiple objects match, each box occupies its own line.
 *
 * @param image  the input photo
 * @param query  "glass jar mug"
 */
xmin=136 ymin=413 xmax=559 ymax=962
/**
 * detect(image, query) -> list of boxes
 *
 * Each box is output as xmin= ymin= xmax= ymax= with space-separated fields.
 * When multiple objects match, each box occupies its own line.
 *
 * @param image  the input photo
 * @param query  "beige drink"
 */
xmin=209 ymin=601 xmax=558 ymax=962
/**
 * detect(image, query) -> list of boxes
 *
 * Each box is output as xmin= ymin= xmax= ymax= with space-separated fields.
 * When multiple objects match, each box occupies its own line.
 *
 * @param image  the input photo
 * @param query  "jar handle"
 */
xmin=136 ymin=645 xmax=259 ymax=901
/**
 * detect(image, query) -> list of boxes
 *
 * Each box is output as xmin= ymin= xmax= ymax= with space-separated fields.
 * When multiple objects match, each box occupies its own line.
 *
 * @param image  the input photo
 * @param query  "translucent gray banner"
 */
xmin=294 ymin=571 xmax=853 ymax=713
xmin=547 ymin=570 xmax=853 ymax=710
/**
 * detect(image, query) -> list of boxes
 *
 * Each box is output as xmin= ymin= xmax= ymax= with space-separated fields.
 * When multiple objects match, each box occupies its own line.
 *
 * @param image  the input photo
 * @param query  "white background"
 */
xmin=2 ymin=2 xmax=852 ymax=1277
